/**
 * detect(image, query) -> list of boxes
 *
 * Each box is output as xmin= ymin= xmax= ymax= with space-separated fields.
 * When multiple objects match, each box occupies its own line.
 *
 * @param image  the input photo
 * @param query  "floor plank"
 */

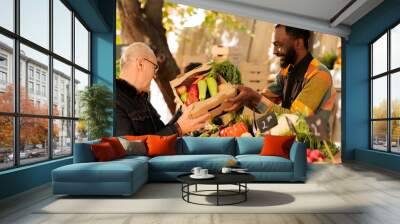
xmin=1 ymin=162 xmax=400 ymax=224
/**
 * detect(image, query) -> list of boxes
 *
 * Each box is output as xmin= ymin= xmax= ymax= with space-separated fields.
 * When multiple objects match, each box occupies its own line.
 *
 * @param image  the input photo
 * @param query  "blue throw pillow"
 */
xmin=236 ymin=137 xmax=264 ymax=155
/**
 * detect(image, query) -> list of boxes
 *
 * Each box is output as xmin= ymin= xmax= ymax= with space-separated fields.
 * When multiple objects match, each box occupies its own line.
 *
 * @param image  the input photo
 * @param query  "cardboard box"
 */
xmin=170 ymin=63 xmax=237 ymax=119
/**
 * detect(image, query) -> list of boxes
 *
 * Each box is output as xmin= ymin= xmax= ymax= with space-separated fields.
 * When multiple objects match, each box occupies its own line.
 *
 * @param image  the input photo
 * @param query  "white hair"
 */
xmin=120 ymin=42 xmax=155 ymax=69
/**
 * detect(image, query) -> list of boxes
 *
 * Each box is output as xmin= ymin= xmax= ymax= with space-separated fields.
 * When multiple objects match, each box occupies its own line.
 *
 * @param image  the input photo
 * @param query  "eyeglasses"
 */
xmin=143 ymin=58 xmax=159 ymax=73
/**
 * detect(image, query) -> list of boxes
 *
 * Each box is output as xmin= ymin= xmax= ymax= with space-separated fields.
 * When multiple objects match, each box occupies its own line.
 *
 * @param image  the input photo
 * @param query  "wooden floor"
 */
xmin=1 ymin=162 xmax=400 ymax=224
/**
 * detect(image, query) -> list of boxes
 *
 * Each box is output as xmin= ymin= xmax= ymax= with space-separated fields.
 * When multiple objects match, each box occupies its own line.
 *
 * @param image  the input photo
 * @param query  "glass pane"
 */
xmin=0 ymin=116 xmax=14 ymax=170
xmin=20 ymin=44 xmax=49 ymax=115
xmin=53 ymin=119 xmax=72 ymax=157
xmin=74 ymin=69 xmax=89 ymax=118
xmin=372 ymin=33 xmax=387 ymax=76
xmin=0 ymin=35 xmax=14 ymax=112
xmin=53 ymin=59 xmax=72 ymax=117
xmin=392 ymin=120 xmax=400 ymax=153
xmin=392 ymin=72 xmax=400 ymax=118
xmin=372 ymin=77 xmax=387 ymax=119
xmin=20 ymin=0 xmax=49 ymax=49
xmin=75 ymin=120 xmax=88 ymax=143
xmin=20 ymin=117 xmax=49 ymax=165
xmin=53 ymin=0 xmax=72 ymax=60
xmin=74 ymin=18 xmax=89 ymax=70
xmin=372 ymin=121 xmax=388 ymax=151
xmin=0 ymin=0 xmax=14 ymax=31
xmin=391 ymin=24 xmax=400 ymax=70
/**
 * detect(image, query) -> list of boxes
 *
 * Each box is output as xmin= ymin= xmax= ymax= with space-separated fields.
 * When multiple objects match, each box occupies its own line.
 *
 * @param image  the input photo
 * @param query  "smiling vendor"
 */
xmin=225 ymin=24 xmax=337 ymax=131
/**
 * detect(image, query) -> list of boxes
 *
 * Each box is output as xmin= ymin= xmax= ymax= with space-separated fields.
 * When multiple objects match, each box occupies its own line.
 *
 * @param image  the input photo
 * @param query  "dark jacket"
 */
xmin=282 ymin=53 xmax=314 ymax=109
xmin=115 ymin=79 xmax=181 ymax=136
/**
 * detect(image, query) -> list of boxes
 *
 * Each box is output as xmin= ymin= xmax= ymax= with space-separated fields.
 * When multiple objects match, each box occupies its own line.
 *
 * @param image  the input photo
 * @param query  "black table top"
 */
xmin=177 ymin=172 xmax=255 ymax=185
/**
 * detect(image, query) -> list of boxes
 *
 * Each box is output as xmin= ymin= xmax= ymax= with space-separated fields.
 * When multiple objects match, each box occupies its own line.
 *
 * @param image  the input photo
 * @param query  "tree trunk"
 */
xmin=117 ymin=0 xmax=180 ymax=113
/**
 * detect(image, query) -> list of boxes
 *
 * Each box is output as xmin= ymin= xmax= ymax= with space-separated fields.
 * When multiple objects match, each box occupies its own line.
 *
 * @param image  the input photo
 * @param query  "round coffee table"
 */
xmin=177 ymin=172 xmax=255 ymax=206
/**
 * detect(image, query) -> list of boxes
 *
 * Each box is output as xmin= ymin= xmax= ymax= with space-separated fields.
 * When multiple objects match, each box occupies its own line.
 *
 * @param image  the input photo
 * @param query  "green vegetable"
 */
xmin=207 ymin=60 xmax=241 ymax=84
xmin=199 ymin=133 xmax=210 ymax=137
xmin=206 ymin=77 xmax=218 ymax=97
xmin=180 ymin=92 xmax=188 ymax=103
xmin=197 ymin=79 xmax=207 ymax=101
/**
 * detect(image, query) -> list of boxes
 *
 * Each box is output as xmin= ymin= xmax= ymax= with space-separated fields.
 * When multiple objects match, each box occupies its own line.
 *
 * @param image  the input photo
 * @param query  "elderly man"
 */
xmin=116 ymin=42 xmax=210 ymax=136
xmin=225 ymin=25 xmax=336 ymax=131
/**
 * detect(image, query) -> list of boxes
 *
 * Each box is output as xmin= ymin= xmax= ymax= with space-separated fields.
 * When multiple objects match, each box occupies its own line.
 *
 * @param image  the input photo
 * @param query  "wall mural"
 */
xmin=115 ymin=0 xmax=342 ymax=164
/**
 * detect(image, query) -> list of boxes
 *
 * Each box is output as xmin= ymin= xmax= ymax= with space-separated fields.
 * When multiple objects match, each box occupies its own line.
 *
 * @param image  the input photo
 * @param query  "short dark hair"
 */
xmin=275 ymin=24 xmax=311 ymax=50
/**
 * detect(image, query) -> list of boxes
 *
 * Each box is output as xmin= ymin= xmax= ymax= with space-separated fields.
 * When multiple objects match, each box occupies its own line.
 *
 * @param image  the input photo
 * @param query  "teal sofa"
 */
xmin=52 ymin=137 xmax=306 ymax=196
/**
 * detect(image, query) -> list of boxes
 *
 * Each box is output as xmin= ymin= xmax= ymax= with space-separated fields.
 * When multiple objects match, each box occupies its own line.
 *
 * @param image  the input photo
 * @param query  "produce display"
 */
xmin=307 ymin=149 xmax=326 ymax=163
xmin=169 ymin=58 xmax=341 ymax=163
xmin=207 ymin=60 xmax=242 ymax=84
xmin=270 ymin=114 xmax=341 ymax=164
xmin=219 ymin=122 xmax=249 ymax=137
xmin=193 ymin=115 xmax=253 ymax=138
xmin=174 ymin=60 xmax=242 ymax=107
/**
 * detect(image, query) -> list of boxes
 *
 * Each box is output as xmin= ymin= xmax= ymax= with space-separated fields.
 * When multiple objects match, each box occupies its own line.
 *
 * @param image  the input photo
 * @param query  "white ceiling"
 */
xmin=172 ymin=0 xmax=384 ymax=38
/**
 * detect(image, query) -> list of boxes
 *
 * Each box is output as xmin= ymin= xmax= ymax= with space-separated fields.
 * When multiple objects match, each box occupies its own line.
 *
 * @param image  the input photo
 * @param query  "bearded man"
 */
xmin=225 ymin=24 xmax=337 ymax=131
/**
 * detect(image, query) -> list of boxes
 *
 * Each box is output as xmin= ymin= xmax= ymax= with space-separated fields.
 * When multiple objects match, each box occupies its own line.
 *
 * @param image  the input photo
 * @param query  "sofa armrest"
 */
xmin=289 ymin=141 xmax=307 ymax=181
xmin=73 ymin=140 xmax=100 ymax=163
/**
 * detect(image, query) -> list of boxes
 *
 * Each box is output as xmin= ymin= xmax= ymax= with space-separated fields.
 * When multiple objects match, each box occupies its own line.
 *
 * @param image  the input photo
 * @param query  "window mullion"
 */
xmin=48 ymin=0 xmax=54 ymax=160
xmin=387 ymin=29 xmax=391 ymax=152
xmin=71 ymin=11 xmax=76 ymax=155
xmin=13 ymin=0 xmax=20 ymax=167
xmin=370 ymin=45 xmax=373 ymax=149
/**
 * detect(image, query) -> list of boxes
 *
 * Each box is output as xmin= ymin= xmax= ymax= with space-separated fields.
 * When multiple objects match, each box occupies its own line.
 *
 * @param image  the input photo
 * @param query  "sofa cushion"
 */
xmin=91 ymin=142 xmax=118 ymax=162
xmin=236 ymin=155 xmax=293 ymax=172
xmin=260 ymin=135 xmax=295 ymax=159
xmin=147 ymin=135 xmax=177 ymax=157
xmin=52 ymin=158 xmax=147 ymax=183
xmin=118 ymin=138 xmax=147 ymax=156
xmin=148 ymin=154 xmax=235 ymax=172
xmin=101 ymin=137 xmax=127 ymax=158
xmin=236 ymin=137 xmax=264 ymax=155
xmin=73 ymin=139 xmax=101 ymax=163
xmin=179 ymin=137 xmax=235 ymax=155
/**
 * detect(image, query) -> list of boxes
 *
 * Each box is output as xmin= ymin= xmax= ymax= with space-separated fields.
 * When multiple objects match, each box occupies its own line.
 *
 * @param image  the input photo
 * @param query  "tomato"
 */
xmin=219 ymin=122 xmax=248 ymax=137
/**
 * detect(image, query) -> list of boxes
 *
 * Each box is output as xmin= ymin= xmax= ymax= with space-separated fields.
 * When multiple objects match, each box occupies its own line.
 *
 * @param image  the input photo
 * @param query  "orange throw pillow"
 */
xmin=91 ymin=142 xmax=117 ymax=161
xmin=124 ymin=135 xmax=149 ymax=141
xmin=146 ymin=135 xmax=177 ymax=157
xmin=260 ymin=135 xmax=296 ymax=159
xmin=101 ymin=137 xmax=126 ymax=158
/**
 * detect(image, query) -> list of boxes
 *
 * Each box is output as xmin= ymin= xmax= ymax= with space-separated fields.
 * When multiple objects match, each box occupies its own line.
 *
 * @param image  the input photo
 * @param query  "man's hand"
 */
xmin=224 ymin=85 xmax=262 ymax=112
xmin=177 ymin=104 xmax=211 ymax=134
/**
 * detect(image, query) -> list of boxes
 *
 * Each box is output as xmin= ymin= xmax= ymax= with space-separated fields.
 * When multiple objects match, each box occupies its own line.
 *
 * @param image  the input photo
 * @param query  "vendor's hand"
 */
xmin=224 ymin=85 xmax=262 ymax=112
xmin=177 ymin=104 xmax=211 ymax=134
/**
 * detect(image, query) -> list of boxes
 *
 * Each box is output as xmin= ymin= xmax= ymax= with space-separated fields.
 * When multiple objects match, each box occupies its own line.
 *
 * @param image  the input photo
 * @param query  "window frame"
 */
xmin=0 ymin=0 xmax=92 ymax=171
xmin=370 ymin=20 xmax=400 ymax=154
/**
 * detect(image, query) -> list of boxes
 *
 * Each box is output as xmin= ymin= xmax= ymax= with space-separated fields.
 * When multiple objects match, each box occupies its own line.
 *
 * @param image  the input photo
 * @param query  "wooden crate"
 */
xmin=242 ymin=79 xmax=269 ymax=93
xmin=170 ymin=63 xmax=237 ymax=119
xmin=239 ymin=62 xmax=269 ymax=82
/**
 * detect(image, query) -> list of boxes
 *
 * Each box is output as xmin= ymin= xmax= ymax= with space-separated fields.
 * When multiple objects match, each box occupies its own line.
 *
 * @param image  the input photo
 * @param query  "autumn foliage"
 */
xmin=0 ymin=85 xmax=59 ymax=150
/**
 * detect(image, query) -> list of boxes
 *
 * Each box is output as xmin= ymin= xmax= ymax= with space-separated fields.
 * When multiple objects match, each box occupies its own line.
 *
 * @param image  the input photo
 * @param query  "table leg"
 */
xmin=181 ymin=184 xmax=183 ymax=199
xmin=188 ymin=184 xmax=190 ymax=202
xmin=245 ymin=183 xmax=247 ymax=201
xmin=217 ymin=184 xmax=219 ymax=206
